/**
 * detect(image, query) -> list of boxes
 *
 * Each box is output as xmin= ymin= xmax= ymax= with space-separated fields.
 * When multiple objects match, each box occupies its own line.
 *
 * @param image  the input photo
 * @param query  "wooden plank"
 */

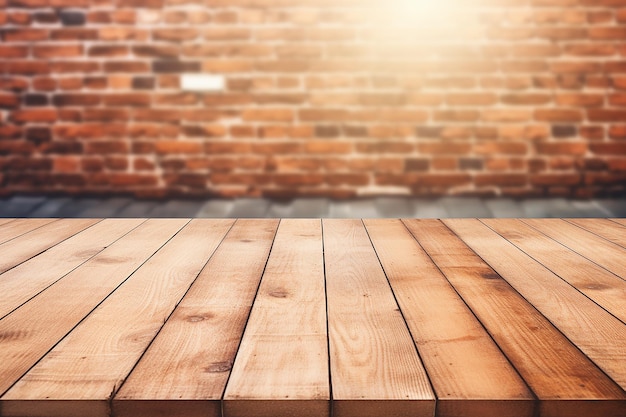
xmin=2 ymin=219 xmax=233 ymax=417
xmin=224 ymin=219 xmax=328 ymax=417
xmin=444 ymin=219 xmax=626 ymax=391
xmin=364 ymin=219 xmax=533 ymax=417
xmin=523 ymin=218 xmax=626 ymax=279
xmin=482 ymin=219 xmax=626 ymax=323
xmin=114 ymin=219 xmax=279 ymax=417
xmin=0 ymin=218 xmax=56 ymax=245
xmin=406 ymin=219 xmax=626 ymax=417
xmin=323 ymin=219 xmax=435 ymax=417
xmin=0 ymin=219 xmax=187 ymax=400
xmin=612 ymin=218 xmax=626 ymax=227
xmin=0 ymin=218 xmax=17 ymax=227
xmin=0 ymin=219 xmax=144 ymax=319
xmin=0 ymin=219 xmax=99 ymax=274
xmin=565 ymin=218 xmax=626 ymax=248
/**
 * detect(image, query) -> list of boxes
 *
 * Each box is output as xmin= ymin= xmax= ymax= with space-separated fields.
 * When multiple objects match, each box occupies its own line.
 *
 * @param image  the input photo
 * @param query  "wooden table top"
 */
xmin=0 ymin=218 xmax=624 ymax=417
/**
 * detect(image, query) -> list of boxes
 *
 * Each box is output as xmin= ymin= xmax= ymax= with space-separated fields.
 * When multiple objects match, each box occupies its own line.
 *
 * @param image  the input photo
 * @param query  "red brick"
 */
xmin=531 ymin=173 xmax=581 ymax=186
xmin=418 ymin=142 xmax=471 ymax=155
xmin=6 ymin=61 xmax=50 ymax=75
xmin=85 ymin=141 xmax=129 ymax=154
xmin=51 ymin=29 xmax=98 ymax=41
xmin=609 ymin=125 xmax=626 ymax=139
xmin=53 ymin=156 xmax=80 ymax=173
xmin=474 ymin=141 xmax=528 ymax=155
xmin=204 ymin=28 xmax=250 ymax=41
xmin=3 ymin=29 xmax=48 ymax=42
xmin=434 ymin=110 xmax=480 ymax=122
xmin=446 ymin=93 xmax=497 ymax=106
xmin=483 ymin=110 xmax=532 ymax=122
xmin=50 ymin=61 xmax=99 ymax=73
xmin=305 ymin=140 xmax=353 ymax=154
xmin=11 ymin=109 xmax=57 ymax=123
xmin=153 ymin=28 xmax=199 ymax=42
xmin=589 ymin=27 xmax=626 ymax=40
xmin=103 ymin=93 xmax=151 ymax=107
xmin=133 ymin=44 xmax=179 ymax=58
xmin=155 ymin=141 xmax=203 ymax=154
xmin=580 ymin=125 xmax=605 ymax=140
xmin=588 ymin=109 xmax=626 ymax=122
xmin=356 ymin=142 xmax=412 ymax=154
xmin=243 ymin=108 xmax=293 ymax=122
xmin=104 ymin=61 xmax=150 ymax=73
xmin=99 ymin=28 xmax=148 ymax=41
xmin=0 ymin=45 xmax=29 ymax=59
xmin=475 ymin=174 xmax=528 ymax=186
xmin=590 ymin=142 xmax=626 ymax=154
xmin=33 ymin=44 xmax=83 ymax=59
xmin=120 ymin=0 xmax=163 ymax=7
xmin=53 ymin=94 xmax=100 ymax=106
xmin=563 ymin=44 xmax=615 ymax=56
xmin=535 ymin=141 xmax=588 ymax=155
xmin=535 ymin=109 xmax=583 ymax=122
xmin=549 ymin=61 xmax=603 ymax=73
xmin=500 ymin=94 xmax=552 ymax=105
xmin=89 ymin=45 xmax=129 ymax=57
xmin=0 ymin=93 xmax=19 ymax=109
xmin=555 ymin=93 xmax=605 ymax=107
xmin=84 ymin=109 xmax=129 ymax=122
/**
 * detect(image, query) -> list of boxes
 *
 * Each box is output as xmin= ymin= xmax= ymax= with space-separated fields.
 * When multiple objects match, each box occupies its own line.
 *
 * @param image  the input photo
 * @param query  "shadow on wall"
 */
xmin=1 ymin=0 xmax=626 ymax=200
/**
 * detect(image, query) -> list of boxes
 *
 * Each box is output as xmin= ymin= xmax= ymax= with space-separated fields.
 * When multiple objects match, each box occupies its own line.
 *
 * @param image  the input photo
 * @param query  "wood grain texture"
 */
xmin=323 ymin=219 xmax=435 ymax=417
xmin=2 ymin=219 xmax=232 ymax=417
xmin=0 ymin=218 xmax=55 ymax=245
xmin=482 ymin=219 xmax=626 ymax=323
xmin=0 ymin=219 xmax=187 ymax=401
xmin=445 ymin=219 xmax=626 ymax=392
xmin=114 ymin=219 xmax=279 ymax=417
xmin=0 ymin=219 xmax=98 ymax=274
xmin=0 ymin=218 xmax=144 ymax=319
xmin=224 ymin=219 xmax=329 ymax=417
xmin=523 ymin=218 xmax=626 ymax=279
xmin=364 ymin=219 xmax=533 ymax=417
xmin=408 ymin=219 xmax=626 ymax=417
xmin=611 ymin=218 xmax=626 ymax=227
xmin=565 ymin=218 xmax=626 ymax=249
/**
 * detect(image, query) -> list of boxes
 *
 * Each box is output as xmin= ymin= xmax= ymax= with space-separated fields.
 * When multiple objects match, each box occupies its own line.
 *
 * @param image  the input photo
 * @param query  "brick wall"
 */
xmin=1 ymin=0 xmax=625 ymax=199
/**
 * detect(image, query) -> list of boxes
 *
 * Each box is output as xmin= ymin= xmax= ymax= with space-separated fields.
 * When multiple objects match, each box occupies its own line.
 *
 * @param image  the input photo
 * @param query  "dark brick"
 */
xmin=25 ymin=127 xmax=52 ymax=144
xmin=552 ymin=125 xmax=577 ymax=138
xmin=315 ymin=125 xmax=340 ymax=138
xmin=59 ymin=10 xmax=86 ymax=26
xmin=132 ymin=77 xmax=155 ymax=90
xmin=24 ymin=94 xmax=49 ymax=106
xmin=406 ymin=158 xmax=430 ymax=172
xmin=459 ymin=158 xmax=484 ymax=170
xmin=342 ymin=125 xmax=366 ymax=137
xmin=34 ymin=12 xmax=58 ymax=24
xmin=152 ymin=61 xmax=201 ymax=73
xmin=416 ymin=126 xmax=442 ymax=138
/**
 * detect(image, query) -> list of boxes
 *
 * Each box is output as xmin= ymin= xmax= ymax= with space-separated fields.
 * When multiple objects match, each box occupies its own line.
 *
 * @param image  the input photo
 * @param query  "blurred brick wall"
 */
xmin=1 ymin=0 xmax=625 ymax=199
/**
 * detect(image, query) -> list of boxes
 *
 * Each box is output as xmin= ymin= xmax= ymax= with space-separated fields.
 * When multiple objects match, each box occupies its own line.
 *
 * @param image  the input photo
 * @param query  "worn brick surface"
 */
xmin=1 ymin=0 xmax=625 ymax=197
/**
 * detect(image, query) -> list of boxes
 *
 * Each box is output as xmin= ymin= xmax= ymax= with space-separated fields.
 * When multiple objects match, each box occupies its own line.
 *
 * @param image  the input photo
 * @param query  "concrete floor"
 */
xmin=1 ymin=196 xmax=625 ymax=218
